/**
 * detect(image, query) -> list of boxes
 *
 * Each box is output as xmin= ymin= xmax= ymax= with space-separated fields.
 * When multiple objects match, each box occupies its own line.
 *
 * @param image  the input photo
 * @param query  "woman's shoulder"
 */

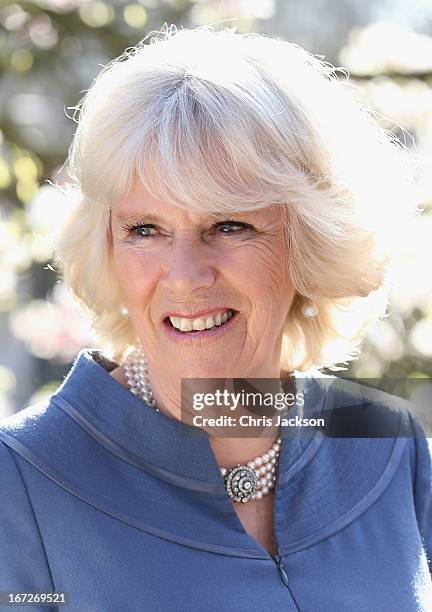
xmin=0 ymin=421 xmax=56 ymax=591
xmin=0 ymin=433 xmax=32 ymax=513
xmin=0 ymin=401 xmax=57 ymax=494
xmin=0 ymin=400 xmax=54 ymax=446
xmin=0 ymin=394 xmax=87 ymax=490
xmin=0 ymin=348 xmax=102 ymax=453
xmin=296 ymin=373 xmax=430 ymax=511
xmin=0 ymin=432 xmax=37 ymax=518
xmin=316 ymin=376 xmax=431 ymax=482
xmin=0 ymin=433 xmax=25 ymax=490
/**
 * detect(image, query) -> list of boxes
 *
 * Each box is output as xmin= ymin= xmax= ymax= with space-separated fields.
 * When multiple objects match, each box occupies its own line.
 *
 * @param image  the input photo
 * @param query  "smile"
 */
xmin=167 ymin=309 xmax=235 ymax=332
xmin=162 ymin=309 xmax=239 ymax=340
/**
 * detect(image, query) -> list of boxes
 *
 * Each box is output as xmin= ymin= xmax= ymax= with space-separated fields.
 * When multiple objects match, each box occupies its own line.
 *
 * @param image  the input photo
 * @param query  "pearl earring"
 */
xmin=119 ymin=304 xmax=130 ymax=318
xmin=302 ymin=301 xmax=318 ymax=319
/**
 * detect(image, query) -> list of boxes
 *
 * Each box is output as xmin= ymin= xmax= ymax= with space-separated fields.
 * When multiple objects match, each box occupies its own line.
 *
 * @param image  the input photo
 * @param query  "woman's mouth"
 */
xmin=162 ymin=309 xmax=239 ymax=340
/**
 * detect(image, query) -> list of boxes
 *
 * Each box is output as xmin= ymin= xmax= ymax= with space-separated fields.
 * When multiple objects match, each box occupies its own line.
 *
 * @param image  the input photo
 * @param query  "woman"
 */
xmin=1 ymin=26 xmax=431 ymax=611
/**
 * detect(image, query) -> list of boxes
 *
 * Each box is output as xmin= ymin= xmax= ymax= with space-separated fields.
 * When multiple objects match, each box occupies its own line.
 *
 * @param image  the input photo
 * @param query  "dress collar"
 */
xmin=51 ymin=348 xmax=326 ymax=489
xmin=1 ymin=348 xmax=409 ymax=557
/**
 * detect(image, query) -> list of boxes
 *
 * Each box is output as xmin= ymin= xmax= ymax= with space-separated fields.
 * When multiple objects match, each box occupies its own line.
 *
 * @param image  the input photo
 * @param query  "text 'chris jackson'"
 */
xmin=192 ymin=414 xmax=325 ymax=428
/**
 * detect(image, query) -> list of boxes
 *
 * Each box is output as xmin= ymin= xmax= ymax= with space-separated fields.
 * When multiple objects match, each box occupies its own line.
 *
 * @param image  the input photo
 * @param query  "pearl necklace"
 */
xmin=122 ymin=348 xmax=283 ymax=503
xmin=123 ymin=348 xmax=158 ymax=411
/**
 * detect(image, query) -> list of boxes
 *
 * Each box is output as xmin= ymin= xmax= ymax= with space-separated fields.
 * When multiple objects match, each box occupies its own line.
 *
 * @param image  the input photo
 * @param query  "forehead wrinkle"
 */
xmin=114 ymin=211 xmax=170 ymax=223
xmin=112 ymin=207 xmax=269 ymax=224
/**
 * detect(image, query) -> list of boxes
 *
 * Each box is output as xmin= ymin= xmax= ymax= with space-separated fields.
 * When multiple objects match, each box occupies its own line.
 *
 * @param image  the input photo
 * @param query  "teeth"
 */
xmin=180 ymin=318 xmax=193 ymax=332
xmin=169 ymin=309 xmax=234 ymax=332
xmin=192 ymin=318 xmax=206 ymax=331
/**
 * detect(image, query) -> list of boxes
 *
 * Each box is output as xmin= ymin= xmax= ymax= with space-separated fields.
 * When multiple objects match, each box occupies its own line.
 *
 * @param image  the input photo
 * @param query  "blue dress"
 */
xmin=0 ymin=348 xmax=431 ymax=611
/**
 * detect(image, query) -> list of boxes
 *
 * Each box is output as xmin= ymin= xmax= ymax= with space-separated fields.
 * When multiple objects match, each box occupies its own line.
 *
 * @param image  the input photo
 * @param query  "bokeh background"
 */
xmin=1 ymin=0 xmax=432 ymax=418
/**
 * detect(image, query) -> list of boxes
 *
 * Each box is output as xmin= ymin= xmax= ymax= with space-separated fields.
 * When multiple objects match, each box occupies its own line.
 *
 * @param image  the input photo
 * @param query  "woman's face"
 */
xmin=110 ymin=179 xmax=296 ymax=381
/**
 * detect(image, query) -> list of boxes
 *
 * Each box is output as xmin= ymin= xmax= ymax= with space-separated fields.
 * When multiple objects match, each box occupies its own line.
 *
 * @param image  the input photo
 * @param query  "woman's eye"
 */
xmin=122 ymin=220 xmax=254 ymax=240
xmin=123 ymin=223 xmax=159 ymax=239
xmin=214 ymin=220 xmax=253 ymax=234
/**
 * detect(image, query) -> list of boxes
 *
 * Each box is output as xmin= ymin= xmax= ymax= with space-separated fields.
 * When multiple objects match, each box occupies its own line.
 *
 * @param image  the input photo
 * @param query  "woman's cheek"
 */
xmin=117 ymin=246 xmax=160 ymax=276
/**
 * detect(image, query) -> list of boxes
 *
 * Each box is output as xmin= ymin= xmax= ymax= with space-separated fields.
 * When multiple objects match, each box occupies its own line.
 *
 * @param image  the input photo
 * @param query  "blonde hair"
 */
xmin=54 ymin=25 xmax=420 ymax=372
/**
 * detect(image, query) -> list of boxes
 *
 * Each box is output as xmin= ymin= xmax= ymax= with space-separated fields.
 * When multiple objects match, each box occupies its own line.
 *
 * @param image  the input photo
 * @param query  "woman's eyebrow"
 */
xmin=211 ymin=210 xmax=263 ymax=220
xmin=115 ymin=210 xmax=264 ymax=223
xmin=115 ymin=211 xmax=165 ymax=223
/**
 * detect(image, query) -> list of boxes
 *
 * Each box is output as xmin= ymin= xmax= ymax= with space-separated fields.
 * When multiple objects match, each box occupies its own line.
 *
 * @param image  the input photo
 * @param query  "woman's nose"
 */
xmin=161 ymin=234 xmax=216 ymax=296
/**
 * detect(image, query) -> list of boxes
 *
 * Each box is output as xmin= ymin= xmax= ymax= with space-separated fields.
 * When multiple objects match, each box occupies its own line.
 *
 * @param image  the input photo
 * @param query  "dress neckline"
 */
xmin=1 ymin=348 xmax=408 ymax=558
xmin=51 ymin=348 xmax=325 ymax=488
